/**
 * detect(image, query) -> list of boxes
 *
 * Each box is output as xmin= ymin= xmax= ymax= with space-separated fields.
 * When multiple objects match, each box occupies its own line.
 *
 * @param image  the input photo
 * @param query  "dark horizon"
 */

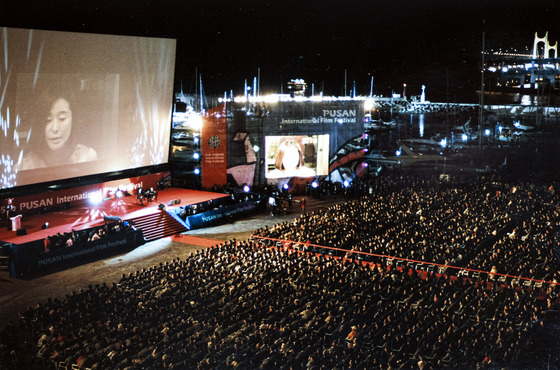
xmin=1 ymin=0 xmax=559 ymax=102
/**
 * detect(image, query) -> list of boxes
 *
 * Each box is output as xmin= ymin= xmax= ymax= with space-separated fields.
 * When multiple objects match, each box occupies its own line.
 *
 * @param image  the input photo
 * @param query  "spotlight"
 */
xmin=194 ymin=168 xmax=200 ymax=175
xmin=283 ymin=183 xmax=289 ymax=190
xmin=243 ymin=185 xmax=250 ymax=193
xmin=193 ymin=152 xmax=200 ymax=160
xmin=90 ymin=192 xmax=103 ymax=205
xmin=311 ymin=181 xmax=319 ymax=189
xmin=41 ymin=222 xmax=49 ymax=229
xmin=343 ymin=180 xmax=350 ymax=188
xmin=116 ymin=190 xmax=124 ymax=198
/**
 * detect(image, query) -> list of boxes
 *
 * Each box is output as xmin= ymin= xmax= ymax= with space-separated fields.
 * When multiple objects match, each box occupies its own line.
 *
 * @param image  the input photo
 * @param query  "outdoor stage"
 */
xmin=0 ymin=188 xmax=229 ymax=245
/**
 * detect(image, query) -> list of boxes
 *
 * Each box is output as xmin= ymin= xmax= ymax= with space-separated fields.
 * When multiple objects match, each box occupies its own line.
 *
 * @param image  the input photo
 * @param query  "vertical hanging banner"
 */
xmin=201 ymin=103 xmax=228 ymax=188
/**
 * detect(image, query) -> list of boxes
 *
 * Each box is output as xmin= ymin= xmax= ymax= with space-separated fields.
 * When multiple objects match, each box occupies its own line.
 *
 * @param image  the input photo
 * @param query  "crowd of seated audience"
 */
xmin=1 ymin=240 xmax=556 ymax=369
xmin=256 ymin=176 xmax=560 ymax=283
xmin=43 ymin=220 xmax=134 ymax=253
xmin=0 ymin=174 xmax=559 ymax=369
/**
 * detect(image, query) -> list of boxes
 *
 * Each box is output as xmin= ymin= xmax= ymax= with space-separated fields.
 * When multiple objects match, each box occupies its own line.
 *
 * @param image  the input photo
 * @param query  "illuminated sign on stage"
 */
xmin=0 ymin=172 xmax=166 ymax=215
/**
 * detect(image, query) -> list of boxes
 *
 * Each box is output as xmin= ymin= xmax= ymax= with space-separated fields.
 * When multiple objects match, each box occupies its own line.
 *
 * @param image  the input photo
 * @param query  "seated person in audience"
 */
xmin=90 ymin=230 xmax=100 ymax=241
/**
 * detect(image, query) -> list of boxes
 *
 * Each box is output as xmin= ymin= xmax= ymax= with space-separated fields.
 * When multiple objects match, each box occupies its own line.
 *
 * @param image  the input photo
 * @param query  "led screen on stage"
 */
xmin=0 ymin=27 xmax=176 ymax=189
xmin=265 ymin=135 xmax=329 ymax=179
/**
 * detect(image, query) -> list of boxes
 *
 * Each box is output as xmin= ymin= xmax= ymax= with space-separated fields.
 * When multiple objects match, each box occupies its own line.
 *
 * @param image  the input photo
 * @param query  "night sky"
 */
xmin=1 ymin=0 xmax=559 ymax=102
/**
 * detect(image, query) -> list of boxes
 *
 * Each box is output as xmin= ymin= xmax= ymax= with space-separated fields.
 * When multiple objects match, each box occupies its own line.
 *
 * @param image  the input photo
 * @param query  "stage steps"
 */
xmin=128 ymin=211 xmax=188 ymax=242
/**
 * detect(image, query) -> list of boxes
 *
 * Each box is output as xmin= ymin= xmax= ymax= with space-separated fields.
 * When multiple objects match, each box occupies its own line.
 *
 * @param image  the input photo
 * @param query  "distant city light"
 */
xmin=439 ymin=137 xmax=447 ymax=148
xmin=395 ymin=148 xmax=401 ymax=156
xmin=484 ymin=129 xmax=491 ymax=136
xmin=461 ymin=134 xmax=468 ymax=142
xmin=174 ymin=112 xmax=203 ymax=132
xmin=364 ymin=98 xmax=374 ymax=111
xmin=233 ymin=94 xmax=373 ymax=104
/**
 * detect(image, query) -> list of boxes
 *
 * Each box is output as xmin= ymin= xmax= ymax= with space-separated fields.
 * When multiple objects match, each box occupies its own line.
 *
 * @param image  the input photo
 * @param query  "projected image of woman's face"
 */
xmin=45 ymin=97 xmax=72 ymax=151
xmin=280 ymin=144 xmax=301 ymax=171
xmin=0 ymin=27 xmax=176 ymax=189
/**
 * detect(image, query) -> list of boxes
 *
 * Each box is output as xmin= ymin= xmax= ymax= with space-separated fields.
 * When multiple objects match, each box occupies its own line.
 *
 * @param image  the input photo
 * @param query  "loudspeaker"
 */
xmin=16 ymin=228 xmax=27 ymax=236
xmin=158 ymin=203 xmax=166 ymax=210
xmin=168 ymin=199 xmax=181 ymax=206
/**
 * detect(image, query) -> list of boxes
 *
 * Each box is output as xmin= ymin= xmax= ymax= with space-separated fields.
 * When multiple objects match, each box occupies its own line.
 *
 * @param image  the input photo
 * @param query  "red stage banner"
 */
xmin=201 ymin=103 xmax=227 ymax=189
xmin=0 ymin=172 xmax=168 ymax=217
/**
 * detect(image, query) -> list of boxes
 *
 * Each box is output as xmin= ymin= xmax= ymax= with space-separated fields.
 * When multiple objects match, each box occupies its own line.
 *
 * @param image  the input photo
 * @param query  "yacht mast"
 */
xmin=478 ymin=31 xmax=485 ymax=150
xmin=199 ymin=74 xmax=204 ymax=113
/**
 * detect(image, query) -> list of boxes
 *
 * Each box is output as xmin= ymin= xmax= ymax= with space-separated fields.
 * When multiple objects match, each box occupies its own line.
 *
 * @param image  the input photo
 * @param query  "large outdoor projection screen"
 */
xmin=0 ymin=27 xmax=176 ymax=189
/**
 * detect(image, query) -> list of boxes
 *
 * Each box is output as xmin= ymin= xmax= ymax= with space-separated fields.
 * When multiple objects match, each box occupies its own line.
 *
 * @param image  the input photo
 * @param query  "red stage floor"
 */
xmin=0 ymin=188 xmax=228 ymax=244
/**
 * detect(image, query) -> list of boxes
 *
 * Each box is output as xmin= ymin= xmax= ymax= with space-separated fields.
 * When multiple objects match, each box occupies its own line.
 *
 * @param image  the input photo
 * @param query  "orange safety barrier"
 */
xmin=250 ymin=235 xmax=556 ymax=287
